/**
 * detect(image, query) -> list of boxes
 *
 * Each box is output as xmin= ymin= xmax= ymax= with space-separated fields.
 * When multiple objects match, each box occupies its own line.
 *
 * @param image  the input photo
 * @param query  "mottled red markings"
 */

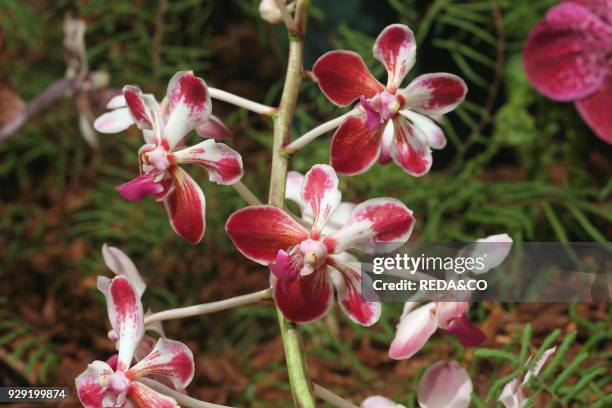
xmin=161 ymin=139 xmax=170 ymax=151
xmin=421 ymin=77 xmax=465 ymax=109
xmin=124 ymin=89 xmax=148 ymax=125
xmin=110 ymin=277 xmax=138 ymax=332
xmin=78 ymin=382 xmax=105 ymax=407
xmin=393 ymin=120 xmax=429 ymax=175
xmin=323 ymin=237 xmax=337 ymax=253
xmin=131 ymin=349 xmax=193 ymax=386
xmin=226 ymin=207 xmax=308 ymax=263
xmin=128 ymin=382 xmax=176 ymax=408
xmin=179 ymin=74 xmax=208 ymax=107
xmin=274 ymin=271 xmax=332 ymax=323
xmin=331 ymin=116 xmax=383 ymax=175
xmin=303 ymin=167 xmax=334 ymax=235
xmin=166 ymin=168 xmax=204 ymax=244
xmin=313 ymin=51 xmax=383 ymax=106
xmin=361 ymin=203 xmax=413 ymax=242
xmin=341 ymin=279 xmax=374 ymax=325
xmin=377 ymin=26 xmax=408 ymax=76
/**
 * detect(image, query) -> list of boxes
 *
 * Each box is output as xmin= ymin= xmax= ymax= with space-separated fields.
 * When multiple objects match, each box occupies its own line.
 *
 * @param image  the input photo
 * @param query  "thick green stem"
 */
xmin=268 ymin=1 xmax=315 ymax=407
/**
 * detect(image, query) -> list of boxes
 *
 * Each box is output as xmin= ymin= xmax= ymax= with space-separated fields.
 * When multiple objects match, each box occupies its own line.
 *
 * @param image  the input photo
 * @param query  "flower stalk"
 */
xmin=313 ymin=383 xmax=359 ymax=408
xmin=144 ymin=288 xmax=271 ymax=325
xmin=208 ymin=87 xmax=276 ymax=116
xmin=268 ymin=0 xmax=315 ymax=407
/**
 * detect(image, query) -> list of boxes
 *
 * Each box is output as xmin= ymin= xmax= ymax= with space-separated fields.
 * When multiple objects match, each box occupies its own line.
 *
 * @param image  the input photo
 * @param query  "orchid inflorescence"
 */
xmin=76 ymin=3 xmax=538 ymax=405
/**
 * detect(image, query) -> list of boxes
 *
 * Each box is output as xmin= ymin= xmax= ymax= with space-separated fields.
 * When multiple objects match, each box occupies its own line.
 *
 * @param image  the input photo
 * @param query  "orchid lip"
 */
xmin=298 ymin=239 xmax=328 ymax=274
xmin=108 ymin=371 xmax=129 ymax=393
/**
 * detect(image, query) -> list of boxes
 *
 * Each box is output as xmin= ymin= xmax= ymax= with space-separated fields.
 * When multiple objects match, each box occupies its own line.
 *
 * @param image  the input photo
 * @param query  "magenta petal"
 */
xmin=313 ymin=50 xmax=384 ymax=106
xmin=373 ymin=24 xmax=417 ymax=92
xmin=435 ymin=302 xmax=469 ymax=330
xmin=391 ymin=116 xmax=432 ymax=177
xmin=417 ymin=360 xmax=473 ymax=408
xmin=447 ymin=313 xmax=487 ymax=347
xmin=270 ymin=249 xmax=300 ymax=284
xmin=171 ymin=139 xmax=244 ymax=185
xmin=75 ymin=361 xmax=113 ymax=408
xmin=330 ymin=116 xmax=383 ymax=176
xmin=102 ymin=244 xmax=146 ymax=298
xmin=301 ymin=164 xmax=341 ymax=239
xmin=360 ymin=96 xmax=383 ymax=132
xmin=274 ymin=268 xmax=334 ymax=324
xmin=565 ymin=0 xmax=612 ymax=25
xmin=128 ymin=338 xmax=194 ymax=389
xmin=575 ymin=75 xmax=612 ymax=144
xmin=195 ymin=115 xmax=232 ymax=140
xmin=523 ymin=2 xmax=611 ymax=101
xmin=401 ymin=73 xmax=468 ymax=116
xmin=116 ymin=173 xmax=164 ymax=202
xmin=163 ymin=166 xmax=206 ymax=244
xmin=226 ymin=206 xmax=309 ymax=265
xmin=127 ymin=382 xmax=179 ymax=408
xmin=106 ymin=276 xmax=145 ymax=371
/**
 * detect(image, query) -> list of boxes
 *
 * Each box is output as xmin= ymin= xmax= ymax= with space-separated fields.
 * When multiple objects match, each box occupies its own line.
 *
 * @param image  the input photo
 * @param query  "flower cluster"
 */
xmin=313 ymin=24 xmax=467 ymax=176
xmin=94 ymin=71 xmax=243 ymax=244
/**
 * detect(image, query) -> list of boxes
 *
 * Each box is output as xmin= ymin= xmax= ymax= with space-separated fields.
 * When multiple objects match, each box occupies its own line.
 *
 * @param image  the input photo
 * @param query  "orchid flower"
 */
xmin=389 ymin=234 xmax=513 ymax=359
xmin=362 ymin=360 xmax=472 ymax=408
xmin=226 ymin=164 xmax=415 ymax=326
xmin=76 ymin=276 xmax=195 ymax=408
xmin=498 ymin=347 xmax=557 ymax=408
xmin=313 ymin=24 xmax=467 ymax=176
xmin=93 ymin=71 xmax=243 ymax=244
xmin=259 ymin=0 xmax=295 ymax=24
xmin=524 ymin=0 xmax=612 ymax=144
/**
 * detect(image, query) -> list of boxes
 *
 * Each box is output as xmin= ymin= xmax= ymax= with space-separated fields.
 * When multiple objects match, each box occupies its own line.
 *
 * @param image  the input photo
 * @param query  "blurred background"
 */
xmin=0 ymin=0 xmax=610 ymax=407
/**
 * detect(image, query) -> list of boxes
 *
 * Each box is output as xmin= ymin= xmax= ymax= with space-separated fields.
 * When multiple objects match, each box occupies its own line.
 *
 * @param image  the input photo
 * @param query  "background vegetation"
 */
xmin=0 ymin=0 xmax=610 ymax=406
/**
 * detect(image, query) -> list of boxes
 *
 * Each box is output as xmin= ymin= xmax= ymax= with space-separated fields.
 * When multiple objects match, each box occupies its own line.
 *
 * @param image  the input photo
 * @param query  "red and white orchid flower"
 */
xmin=94 ymin=71 xmax=243 ymax=244
xmin=313 ymin=24 xmax=467 ymax=176
xmin=226 ymin=164 xmax=415 ymax=326
xmin=498 ymin=347 xmax=557 ymax=408
xmin=76 ymin=276 xmax=194 ymax=408
xmin=362 ymin=360 xmax=472 ymax=408
xmin=389 ymin=233 xmax=512 ymax=359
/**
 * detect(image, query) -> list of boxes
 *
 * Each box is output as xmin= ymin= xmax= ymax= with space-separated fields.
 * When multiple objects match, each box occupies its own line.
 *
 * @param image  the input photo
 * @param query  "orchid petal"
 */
xmin=523 ymin=2 xmax=611 ymax=101
xmin=524 ymin=346 xmax=557 ymax=383
xmin=163 ymin=166 xmax=206 ymax=244
xmin=361 ymin=396 xmax=406 ymax=408
xmin=301 ymin=164 xmax=341 ymax=239
xmin=373 ymin=24 xmax=416 ymax=92
xmin=172 ymin=139 xmax=243 ymax=185
xmin=106 ymin=276 xmax=145 ymax=371
xmin=123 ymin=87 xmax=164 ymax=144
xmin=274 ymin=267 xmax=334 ymax=324
xmin=195 ymin=115 xmax=232 ymax=140
xmin=576 ymin=74 xmax=612 ymax=144
xmin=116 ymin=172 xmax=165 ymax=202
xmin=447 ymin=313 xmax=487 ymax=347
xmin=102 ymin=244 xmax=146 ymax=298
xmin=564 ymin=0 xmax=612 ymax=25
xmin=401 ymin=73 xmax=467 ymax=115
xmin=75 ymin=361 xmax=113 ymax=408
xmin=328 ymin=257 xmax=381 ymax=327
xmin=164 ymin=71 xmax=212 ymax=150
xmin=330 ymin=116 xmax=383 ymax=175
xmin=313 ymin=50 xmax=384 ymax=106
xmin=97 ymin=276 xmax=111 ymax=295
xmin=270 ymin=249 xmax=301 ymax=284
xmin=128 ymin=338 xmax=194 ymax=389
xmin=134 ymin=335 xmax=158 ymax=362
xmin=324 ymin=202 xmax=356 ymax=235
xmin=107 ymin=94 xmax=127 ymax=109
xmin=285 ymin=171 xmax=306 ymax=212
xmin=468 ymin=233 xmax=513 ymax=274
xmin=400 ymin=110 xmax=447 ymax=149
xmin=226 ymin=206 xmax=309 ymax=264
xmin=324 ymin=198 xmax=415 ymax=254
xmin=390 ymin=116 xmax=432 ymax=177
xmin=435 ymin=302 xmax=469 ymax=329
xmin=417 ymin=361 xmax=473 ymax=408
xmin=388 ymin=303 xmax=437 ymax=359
xmin=94 ymin=108 xmax=133 ymax=134
xmin=127 ymin=381 xmax=179 ymax=408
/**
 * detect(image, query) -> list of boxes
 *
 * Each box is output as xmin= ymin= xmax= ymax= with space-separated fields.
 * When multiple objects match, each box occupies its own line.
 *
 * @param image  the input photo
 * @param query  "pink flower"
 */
xmin=362 ymin=360 xmax=472 ymax=408
xmin=313 ymin=24 xmax=467 ymax=176
xmin=498 ymin=347 xmax=557 ymax=408
xmin=388 ymin=301 xmax=486 ymax=360
xmin=75 ymin=276 xmax=194 ymax=408
xmin=226 ymin=164 xmax=415 ymax=325
xmin=94 ymin=71 xmax=243 ymax=244
xmin=523 ymin=0 xmax=612 ymax=144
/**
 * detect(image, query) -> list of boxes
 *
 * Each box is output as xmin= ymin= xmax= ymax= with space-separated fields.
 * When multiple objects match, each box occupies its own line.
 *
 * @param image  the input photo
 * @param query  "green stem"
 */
xmin=268 ymin=1 xmax=315 ymax=407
